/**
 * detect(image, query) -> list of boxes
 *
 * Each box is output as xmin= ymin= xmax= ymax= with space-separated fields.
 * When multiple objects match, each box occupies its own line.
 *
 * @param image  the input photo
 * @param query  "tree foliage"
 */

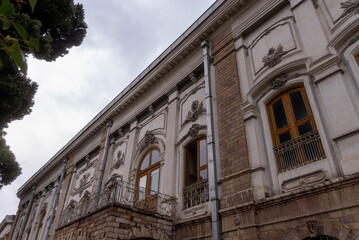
xmin=0 ymin=0 xmax=87 ymax=188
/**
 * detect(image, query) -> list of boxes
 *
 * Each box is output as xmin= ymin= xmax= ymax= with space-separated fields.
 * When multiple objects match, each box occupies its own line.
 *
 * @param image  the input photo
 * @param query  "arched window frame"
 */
xmin=136 ymin=147 xmax=161 ymax=202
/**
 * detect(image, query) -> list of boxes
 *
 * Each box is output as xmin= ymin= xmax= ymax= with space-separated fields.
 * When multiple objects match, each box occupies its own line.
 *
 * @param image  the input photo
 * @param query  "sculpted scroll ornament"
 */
xmin=262 ymin=44 xmax=288 ymax=68
xmin=184 ymin=100 xmax=206 ymax=125
xmin=340 ymin=0 xmax=359 ymax=16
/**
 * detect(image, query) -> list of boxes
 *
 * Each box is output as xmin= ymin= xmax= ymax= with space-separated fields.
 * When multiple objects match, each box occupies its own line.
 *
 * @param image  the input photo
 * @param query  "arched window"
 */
xmin=136 ymin=148 xmax=160 ymax=209
xmin=183 ymin=137 xmax=209 ymax=209
xmin=303 ymin=236 xmax=338 ymax=240
xmin=267 ymin=86 xmax=325 ymax=172
xmin=35 ymin=212 xmax=45 ymax=240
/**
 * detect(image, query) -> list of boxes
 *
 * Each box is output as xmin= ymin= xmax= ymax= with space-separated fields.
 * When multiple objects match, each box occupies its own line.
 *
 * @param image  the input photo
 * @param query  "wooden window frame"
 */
xmin=267 ymin=86 xmax=316 ymax=146
xmin=184 ymin=137 xmax=208 ymax=186
xmin=135 ymin=148 xmax=161 ymax=207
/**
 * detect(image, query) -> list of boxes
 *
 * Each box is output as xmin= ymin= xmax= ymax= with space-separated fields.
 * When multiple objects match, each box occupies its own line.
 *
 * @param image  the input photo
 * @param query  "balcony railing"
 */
xmin=273 ymin=129 xmax=325 ymax=173
xmin=59 ymin=179 xmax=177 ymax=227
xmin=183 ymin=179 xmax=209 ymax=209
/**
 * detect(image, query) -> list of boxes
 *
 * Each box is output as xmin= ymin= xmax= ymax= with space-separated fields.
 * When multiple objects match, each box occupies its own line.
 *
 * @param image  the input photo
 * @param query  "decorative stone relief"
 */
xmin=72 ymin=172 xmax=91 ymax=197
xmin=261 ymin=73 xmax=303 ymax=97
xmin=262 ymin=44 xmax=288 ymax=68
xmin=188 ymin=124 xmax=206 ymax=138
xmin=306 ymin=219 xmax=318 ymax=238
xmin=234 ymin=215 xmax=241 ymax=225
xmin=184 ymin=100 xmax=206 ymax=125
xmin=141 ymin=131 xmax=158 ymax=151
xmin=281 ymin=170 xmax=326 ymax=192
xmin=111 ymin=150 xmax=125 ymax=170
xmin=77 ymin=156 xmax=98 ymax=176
xmin=340 ymin=0 xmax=359 ymax=16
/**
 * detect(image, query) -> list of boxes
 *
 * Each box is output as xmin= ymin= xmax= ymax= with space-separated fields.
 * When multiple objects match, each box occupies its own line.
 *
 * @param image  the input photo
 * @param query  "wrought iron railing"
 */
xmin=273 ymin=129 xmax=325 ymax=173
xmin=183 ymin=179 xmax=209 ymax=209
xmin=59 ymin=179 xmax=177 ymax=227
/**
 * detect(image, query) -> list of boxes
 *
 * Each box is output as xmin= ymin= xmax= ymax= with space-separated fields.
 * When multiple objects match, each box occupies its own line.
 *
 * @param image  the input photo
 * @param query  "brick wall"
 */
xmin=53 ymin=205 xmax=173 ymax=240
xmin=211 ymin=25 xmax=253 ymax=209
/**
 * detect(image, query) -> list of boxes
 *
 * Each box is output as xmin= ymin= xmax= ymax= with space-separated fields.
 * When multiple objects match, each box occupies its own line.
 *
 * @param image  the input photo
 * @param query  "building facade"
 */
xmin=9 ymin=0 xmax=359 ymax=239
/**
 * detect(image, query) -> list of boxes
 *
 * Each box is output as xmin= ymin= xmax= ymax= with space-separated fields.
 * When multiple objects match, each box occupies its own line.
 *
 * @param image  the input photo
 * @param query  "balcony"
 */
xmin=273 ymin=129 xmax=326 ymax=173
xmin=59 ymin=179 xmax=177 ymax=227
xmin=183 ymin=179 xmax=209 ymax=209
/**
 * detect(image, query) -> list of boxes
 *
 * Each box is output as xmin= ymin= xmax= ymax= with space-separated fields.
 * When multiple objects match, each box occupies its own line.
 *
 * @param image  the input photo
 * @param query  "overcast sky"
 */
xmin=1 ymin=0 xmax=216 ymax=220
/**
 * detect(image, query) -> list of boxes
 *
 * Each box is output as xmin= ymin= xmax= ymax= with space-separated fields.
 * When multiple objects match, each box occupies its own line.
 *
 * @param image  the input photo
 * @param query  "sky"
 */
xmin=1 ymin=0 xmax=216 ymax=220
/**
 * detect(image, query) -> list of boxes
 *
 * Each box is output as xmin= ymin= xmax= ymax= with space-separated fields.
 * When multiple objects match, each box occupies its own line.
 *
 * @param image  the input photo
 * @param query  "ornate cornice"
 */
xmin=340 ymin=0 xmax=359 ymax=17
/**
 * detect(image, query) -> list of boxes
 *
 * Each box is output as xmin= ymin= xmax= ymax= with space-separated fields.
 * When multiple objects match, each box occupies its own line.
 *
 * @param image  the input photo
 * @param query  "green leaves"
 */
xmin=3 ymin=41 xmax=26 ymax=74
xmin=29 ymin=0 xmax=38 ymax=12
xmin=0 ymin=0 xmax=14 ymax=17
xmin=0 ymin=0 xmax=39 ymax=74
xmin=13 ymin=22 xmax=27 ymax=40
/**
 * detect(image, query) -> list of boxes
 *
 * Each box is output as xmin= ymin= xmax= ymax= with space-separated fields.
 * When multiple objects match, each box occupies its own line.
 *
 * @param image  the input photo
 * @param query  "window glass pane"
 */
xmin=150 ymin=168 xmax=159 ymax=194
xmin=272 ymin=99 xmax=288 ymax=129
xmin=290 ymin=91 xmax=308 ymax=121
xmin=199 ymin=139 xmax=207 ymax=167
xmin=279 ymin=131 xmax=292 ymax=143
xmin=188 ymin=141 xmax=198 ymax=185
xmin=138 ymin=175 xmax=147 ymax=200
xmin=151 ymin=149 xmax=160 ymax=165
xmin=200 ymin=169 xmax=207 ymax=180
xmin=298 ymin=122 xmax=313 ymax=135
xmin=140 ymin=153 xmax=150 ymax=170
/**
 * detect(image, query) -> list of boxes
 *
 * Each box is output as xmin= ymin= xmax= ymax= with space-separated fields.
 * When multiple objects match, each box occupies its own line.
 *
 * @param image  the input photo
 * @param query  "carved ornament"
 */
xmin=261 ymin=73 xmax=303 ymax=97
xmin=118 ymin=128 xmax=124 ymax=138
xmin=148 ymin=105 xmax=155 ymax=117
xmin=349 ymin=34 xmax=359 ymax=46
xmin=112 ymin=150 xmax=125 ymax=170
xmin=306 ymin=219 xmax=318 ymax=237
xmin=184 ymin=100 xmax=206 ymax=125
xmin=140 ymin=131 xmax=158 ymax=151
xmin=262 ymin=44 xmax=288 ymax=68
xmin=188 ymin=124 xmax=206 ymax=138
xmin=340 ymin=0 xmax=359 ymax=17
xmin=189 ymin=72 xmax=197 ymax=84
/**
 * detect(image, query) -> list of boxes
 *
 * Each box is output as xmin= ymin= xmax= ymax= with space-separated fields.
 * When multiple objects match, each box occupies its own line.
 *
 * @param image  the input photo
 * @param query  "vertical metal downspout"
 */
xmin=44 ymin=158 xmax=68 ymax=240
xmin=202 ymin=40 xmax=221 ymax=240
xmin=94 ymin=120 xmax=113 ymax=206
xmin=17 ymin=185 xmax=36 ymax=240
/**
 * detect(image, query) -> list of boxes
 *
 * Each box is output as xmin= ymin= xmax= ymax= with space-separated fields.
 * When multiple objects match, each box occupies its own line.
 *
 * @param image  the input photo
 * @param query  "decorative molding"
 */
xmin=348 ymin=33 xmax=359 ymax=46
xmin=184 ymin=100 xmax=206 ymax=125
xmin=262 ymin=44 xmax=288 ymax=68
xmin=340 ymin=0 xmax=359 ymax=17
xmin=281 ymin=170 xmax=327 ymax=192
xmin=306 ymin=219 xmax=318 ymax=238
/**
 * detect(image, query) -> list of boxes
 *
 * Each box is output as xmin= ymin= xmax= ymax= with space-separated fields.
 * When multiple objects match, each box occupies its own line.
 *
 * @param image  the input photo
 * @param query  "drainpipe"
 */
xmin=17 ymin=185 xmax=36 ymax=240
xmin=94 ymin=120 xmax=113 ymax=207
xmin=202 ymin=40 xmax=221 ymax=240
xmin=44 ymin=158 xmax=68 ymax=240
